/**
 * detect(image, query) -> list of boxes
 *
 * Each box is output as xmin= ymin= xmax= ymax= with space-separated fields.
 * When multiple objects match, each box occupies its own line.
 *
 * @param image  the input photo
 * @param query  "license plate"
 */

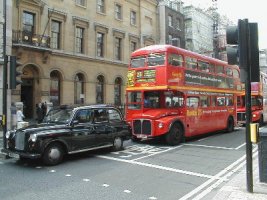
xmin=8 ymin=152 xmax=19 ymax=159
xmin=138 ymin=135 xmax=147 ymax=139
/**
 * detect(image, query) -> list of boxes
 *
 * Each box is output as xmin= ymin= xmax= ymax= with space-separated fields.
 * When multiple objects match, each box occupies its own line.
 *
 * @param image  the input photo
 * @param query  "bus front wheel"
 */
xmin=165 ymin=123 xmax=183 ymax=146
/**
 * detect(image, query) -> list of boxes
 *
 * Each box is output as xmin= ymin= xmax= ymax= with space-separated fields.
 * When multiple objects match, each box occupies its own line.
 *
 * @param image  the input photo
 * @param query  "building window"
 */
xmin=51 ymin=20 xmax=61 ymax=49
xmin=74 ymin=73 xmax=85 ymax=104
xmin=50 ymin=70 xmax=61 ymax=106
xmin=23 ymin=11 xmax=35 ymax=35
xmin=130 ymin=10 xmax=136 ymax=25
xmin=115 ymin=37 xmax=122 ymax=60
xmin=115 ymin=3 xmax=122 ymax=20
xmin=168 ymin=15 xmax=173 ymax=27
xmin=75 ymin=27 xmax=84 ymax=53
xmin=114 ymin=77 xmax=122 ymax=105
xmin=176 ymin=19 xmax=181 ymax=30
xmin=168 ymin=34 xmax=173 ymax=44
xmin=97 ymin=0 xmax=105 ymax=13
xmin=97 ymin=32 xmax=104 ymax=57
xmin=96 ymin=75 xmax=105 ymax=104
xmin=130 ymin=41 xmax=137 ymax=52
xmin=76 ymin=0 xmax=86 ymax=6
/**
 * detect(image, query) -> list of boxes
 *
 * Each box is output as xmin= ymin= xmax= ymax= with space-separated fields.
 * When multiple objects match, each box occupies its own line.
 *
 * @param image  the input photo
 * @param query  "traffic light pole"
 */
xmin=239 ymin=19 xmax=253 ymax=193
xmin=2 ymin=0 xmax=7 ymax=149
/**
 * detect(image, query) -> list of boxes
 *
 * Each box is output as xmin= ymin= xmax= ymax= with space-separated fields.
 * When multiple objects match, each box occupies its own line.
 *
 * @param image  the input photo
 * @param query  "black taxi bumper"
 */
xmin=1 ymin=148 xmax=42 ymax=159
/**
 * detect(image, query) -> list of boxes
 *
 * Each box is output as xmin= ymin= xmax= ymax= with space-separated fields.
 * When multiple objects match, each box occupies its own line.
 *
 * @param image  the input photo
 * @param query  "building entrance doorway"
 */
xmin=21 ymin=79 xmax=34 ymax=118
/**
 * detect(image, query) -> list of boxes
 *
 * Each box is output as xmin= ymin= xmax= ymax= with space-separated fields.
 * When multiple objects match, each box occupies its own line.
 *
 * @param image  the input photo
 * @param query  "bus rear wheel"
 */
xmin=165 ymin=123 xmax=183 ymax=146
xmin=226 ymin=117 xmax=234 ymax=133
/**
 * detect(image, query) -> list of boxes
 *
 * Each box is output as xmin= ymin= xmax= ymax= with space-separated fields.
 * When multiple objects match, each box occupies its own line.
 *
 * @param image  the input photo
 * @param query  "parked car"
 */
xmin=3 ymin=104 xmax=131 ymax=165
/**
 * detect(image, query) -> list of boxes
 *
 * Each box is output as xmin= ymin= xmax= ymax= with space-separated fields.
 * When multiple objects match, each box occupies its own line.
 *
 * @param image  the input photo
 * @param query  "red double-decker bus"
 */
xmin=237 ymin=72 xmax=267 ymax=126
xmin=126 ymin=45 xmax=242 ymax=145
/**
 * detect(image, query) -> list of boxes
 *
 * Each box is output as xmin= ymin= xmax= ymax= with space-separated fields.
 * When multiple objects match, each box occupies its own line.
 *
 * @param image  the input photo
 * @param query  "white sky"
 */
xmin=184 ymin=0 xmax=267 ymax=49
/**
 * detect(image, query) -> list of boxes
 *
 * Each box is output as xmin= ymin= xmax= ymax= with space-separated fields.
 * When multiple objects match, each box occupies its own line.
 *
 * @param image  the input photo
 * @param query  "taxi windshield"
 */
xmin=43 ymin=108 xmax=73 ymax=124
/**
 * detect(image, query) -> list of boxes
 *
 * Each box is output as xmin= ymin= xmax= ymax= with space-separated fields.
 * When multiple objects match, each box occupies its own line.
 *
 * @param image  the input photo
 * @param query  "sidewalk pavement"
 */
xmin=212 ymin=150 xmax=267 ymax=200
xmin=0 ymin=130 xmax=267 ymax=199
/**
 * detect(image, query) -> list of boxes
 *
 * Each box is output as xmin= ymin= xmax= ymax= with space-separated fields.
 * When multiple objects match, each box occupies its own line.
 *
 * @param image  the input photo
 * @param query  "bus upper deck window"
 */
xmin=198 ymin=61 xmax=210 ymax=72
xmin=147 ymin=53 xmax=165 ymax=67
xmin=131 ymin=57 xmax=146 ymax=68
xmin=216 ymin=65 xmax=224 ymax=74
xmin=226 ymin=68 xmax=233 ymax=76
xmin=185 ymin=57 xmax=197 ymax=69
xmin=168 ymin=54 xmax=183 ymax=66
xmin=233 ymin=69 xmax=240 ymax=78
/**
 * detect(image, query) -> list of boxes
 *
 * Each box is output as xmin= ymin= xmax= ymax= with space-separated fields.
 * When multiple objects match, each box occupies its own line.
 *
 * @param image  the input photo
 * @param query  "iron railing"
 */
xmin=12 ymin=30 xmax=51 ymax=48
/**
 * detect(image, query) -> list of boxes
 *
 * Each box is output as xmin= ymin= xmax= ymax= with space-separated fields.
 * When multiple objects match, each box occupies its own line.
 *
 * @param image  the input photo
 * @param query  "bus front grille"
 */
xmin=237 ymin=112 xmax=246 ymax=121
xmin=133 ymin=119 xmax=151 ymax=135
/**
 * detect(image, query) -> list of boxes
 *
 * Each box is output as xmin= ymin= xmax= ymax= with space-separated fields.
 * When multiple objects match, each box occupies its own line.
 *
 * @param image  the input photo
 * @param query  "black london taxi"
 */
xmin=3 ymin=104 xmax=131 ymax=165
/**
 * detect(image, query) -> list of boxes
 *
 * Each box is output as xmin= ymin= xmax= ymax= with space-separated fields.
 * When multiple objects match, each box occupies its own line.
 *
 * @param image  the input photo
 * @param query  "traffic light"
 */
xmin=249 ymin=23 xmax=260 ymax=82
xmin=226 ymin=19 xmax=248 ymax=68
xmin=9 ymin=56 xmax=22 ymax=89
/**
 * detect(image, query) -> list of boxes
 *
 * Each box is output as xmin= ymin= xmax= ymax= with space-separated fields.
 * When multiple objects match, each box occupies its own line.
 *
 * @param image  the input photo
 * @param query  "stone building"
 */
xmin=11 ymin=0 xmax=158 ymax=119
xmin=157 ymin=0 xmax=185 ymax=48
xmin=183 ymin=5 xmax=213 ymax=57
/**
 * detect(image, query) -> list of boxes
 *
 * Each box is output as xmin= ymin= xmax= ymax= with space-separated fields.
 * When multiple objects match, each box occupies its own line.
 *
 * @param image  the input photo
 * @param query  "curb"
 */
xmin=0 ymin=148 xmax=7 ymax=160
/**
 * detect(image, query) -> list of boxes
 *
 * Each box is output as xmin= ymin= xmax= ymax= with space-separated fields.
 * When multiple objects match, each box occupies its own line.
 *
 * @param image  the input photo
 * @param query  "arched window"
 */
xmin=50 ymin=70 xmax=61 ymax=106
xmin=114 ymin=77 xmax=122 ymax=105
xmin=74 ymin=73 xmax=85 ymax=104
xmin=96 ymin=75 xmax=104 ymax=104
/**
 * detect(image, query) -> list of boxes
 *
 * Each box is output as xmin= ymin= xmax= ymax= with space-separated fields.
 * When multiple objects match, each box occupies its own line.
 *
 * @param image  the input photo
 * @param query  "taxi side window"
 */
xmin=94 ymin=109 xmax=108 ymax=123
xmin=108 ymin=109 xmax=122 ymax=122
xmin=75 ymin=109 xmax=92 ymax=123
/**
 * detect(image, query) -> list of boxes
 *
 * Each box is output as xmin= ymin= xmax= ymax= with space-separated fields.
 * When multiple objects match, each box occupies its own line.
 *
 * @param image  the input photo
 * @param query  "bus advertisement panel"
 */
xmin=126 ymin=45 xmax=242 ymax=145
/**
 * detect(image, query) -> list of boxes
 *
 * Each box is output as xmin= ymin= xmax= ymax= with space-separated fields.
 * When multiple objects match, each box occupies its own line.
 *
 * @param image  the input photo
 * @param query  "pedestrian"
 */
xmin=16 ymin=107 xmax=25 ymax=122
xmin=36 ymin=103 xmax=43 ymax=123
xmin=41 ymin=102 xmax=47 ymax=120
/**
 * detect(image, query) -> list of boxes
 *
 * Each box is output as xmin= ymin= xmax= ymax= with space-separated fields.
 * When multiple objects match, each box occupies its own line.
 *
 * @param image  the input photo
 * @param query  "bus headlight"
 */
xmin=6 ymin=131 xmax=11 ymax=139
xmin=29 ymin=134 xmax=37 ymax=142
xmin=158 ymin=122 xmax=164 ymax=129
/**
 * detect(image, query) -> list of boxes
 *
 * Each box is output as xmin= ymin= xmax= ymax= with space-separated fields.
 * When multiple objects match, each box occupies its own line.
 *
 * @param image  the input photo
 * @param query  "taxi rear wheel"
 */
xmin=113 ymin=137 xmax=123 ymax=151
xmin=43 ymin=143 xmax=64 ymax=166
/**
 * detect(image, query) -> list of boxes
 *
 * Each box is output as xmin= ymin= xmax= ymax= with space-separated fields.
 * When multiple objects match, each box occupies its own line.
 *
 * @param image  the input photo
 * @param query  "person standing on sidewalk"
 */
xmin=36 ymin=103 xmax=43 ymax=124
xmin=16 ymin=107 xmax=25 ymax=123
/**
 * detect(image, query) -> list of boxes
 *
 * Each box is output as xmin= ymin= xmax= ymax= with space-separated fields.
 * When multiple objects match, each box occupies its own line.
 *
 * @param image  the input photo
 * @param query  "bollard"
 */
xmin=250 ymin=123 xmax=259 ymax=143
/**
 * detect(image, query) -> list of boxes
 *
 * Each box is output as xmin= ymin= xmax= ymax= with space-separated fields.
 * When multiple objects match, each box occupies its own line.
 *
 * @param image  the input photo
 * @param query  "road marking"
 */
xmin=123 ymin=190 xmax=131 ymax=193
xmin=184 ymin=143 xmax=235 ymax=150
xmin=148 ymin=197 xmax=157 ymax=200
xmin=83 ymin=178 xmax=90 ymax=182
xmin=179 ymin=147 xmax=258 ymax=200
xmin=235 ymin=143 xmax=246 ymax=150
xmin=192 ymin=148 xmax=258 ymax=200
xmin=65 ymin=174 xmax=71 ymax=177
xmin=102 ymin=184 xmax=109 ymax=187
xmin=97 ymin=155 xmax=220 ymax=180
xmin=132 ymin=145 xmax=184 ymax=161
xmin=49 ymin=170 xmax=56 ymax=173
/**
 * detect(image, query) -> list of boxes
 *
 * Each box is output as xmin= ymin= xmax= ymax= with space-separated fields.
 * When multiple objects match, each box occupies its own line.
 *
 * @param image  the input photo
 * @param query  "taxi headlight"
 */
xmin=29 ymin=134 xmax=37 ymax=142
xmin=6 ymin=131 xmax=11 ymax=139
